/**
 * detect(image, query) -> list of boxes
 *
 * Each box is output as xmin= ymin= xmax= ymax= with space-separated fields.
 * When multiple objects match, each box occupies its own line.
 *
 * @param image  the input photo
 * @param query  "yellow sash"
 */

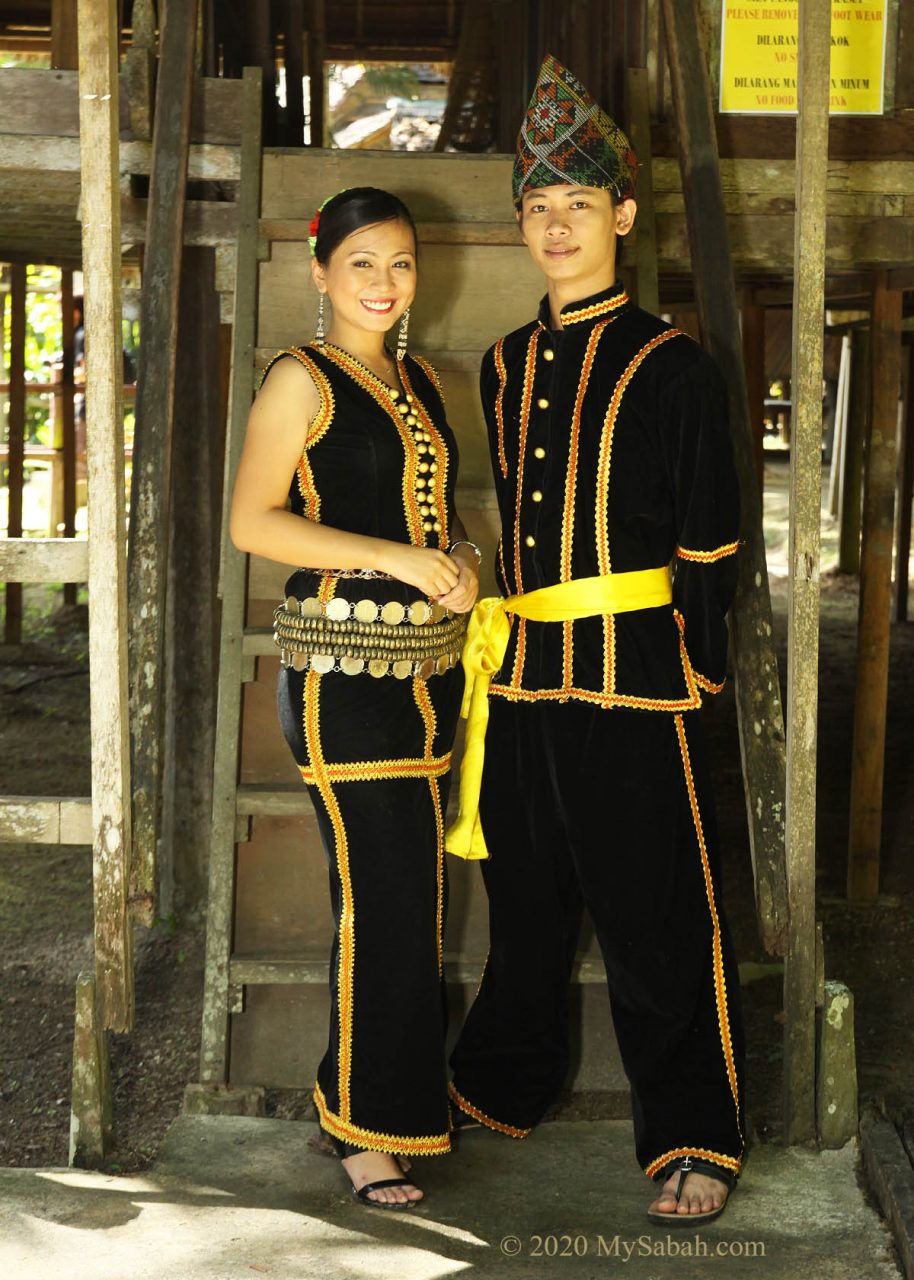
xmin=445 ymin=567 xmax=673 ymax=860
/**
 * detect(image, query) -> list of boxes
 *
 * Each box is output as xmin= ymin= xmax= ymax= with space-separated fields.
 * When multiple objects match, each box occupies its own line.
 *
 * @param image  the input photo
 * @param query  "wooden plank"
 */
xmin=859 ymin=1109 xmax=914 ymax=1280
xmin=52 ymin=0 xmax=79 ymax=68
xmin=127 ymin=0 xmax=201 ymax=928
xmin=627 ymin=66 xmax=659 ymax=317
xmin=0 ymin=797 xmax=92 ymax=845
xmin=261 ymin=218 xmax=523 ymax=246
xmin=828 ymin=333 xmax=851 ymax=518
xmin=848 ymin=276 xmax=903 ymax=902
xmin=650 ymin=111 xmax=914 ymax=161
xmin=816 ymin=981 xmax=858 ymax=1149
xmin=68 ymin=972 xmax=114 ymax=1168
xmin=77 ymin=0 xmax=134 ymax=1034
xmin=783 ymin=0 xmax=831 ymax=1148
xmin=0 ymin=538 xmax=88 ymax=583
xmin=894 ymin=346 xmax=914 ymax=622
xmin=838 ymin=329 xmax=870 ymax=576
xmin=121 ymin=196 xmax=237 ymax=246
xmin=0 ymin=135 xmax=240 ymax=181
xmin=200 ymin=66 xmax=263 ymax=1086
xmin=236 ymin=784 xmax=312 ymax=817
xmin=741 ymin=292 xmax=765 ymax=499
xmin=4 ymin=262 xmax=26 ymax=645
xmin=190 ymin=76 xmax=245 ymax=145
xmin=60 ymin=268 xmax=78 ymax=605
xmin=661 ymin=0 xmax=789 ymax=957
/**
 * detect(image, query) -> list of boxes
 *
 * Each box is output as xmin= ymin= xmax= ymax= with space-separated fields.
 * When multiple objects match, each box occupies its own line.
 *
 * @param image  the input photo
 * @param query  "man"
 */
xmin=446 ymin=55 xmax=745 ymax=1225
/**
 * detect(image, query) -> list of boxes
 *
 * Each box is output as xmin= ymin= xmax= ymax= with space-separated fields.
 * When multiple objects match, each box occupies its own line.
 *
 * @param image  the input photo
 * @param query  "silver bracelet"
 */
xmin=448 ymin=539 xmax=482 ymax=564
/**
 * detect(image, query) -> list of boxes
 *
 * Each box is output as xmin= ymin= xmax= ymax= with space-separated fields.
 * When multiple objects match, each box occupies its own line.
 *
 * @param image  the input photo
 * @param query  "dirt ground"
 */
xmin=1 ymin=457 xmax=913 ymax=1169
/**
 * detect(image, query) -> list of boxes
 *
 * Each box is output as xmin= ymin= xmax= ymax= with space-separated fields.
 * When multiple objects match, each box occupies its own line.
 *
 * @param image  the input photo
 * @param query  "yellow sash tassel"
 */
xmin=445 ymin=567 xmax=673 ymax=860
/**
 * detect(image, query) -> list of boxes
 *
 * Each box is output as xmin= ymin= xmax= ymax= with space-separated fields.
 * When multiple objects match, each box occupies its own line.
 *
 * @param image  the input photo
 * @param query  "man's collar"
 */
xmin=536 ymin=280 xmax=631 ymax=332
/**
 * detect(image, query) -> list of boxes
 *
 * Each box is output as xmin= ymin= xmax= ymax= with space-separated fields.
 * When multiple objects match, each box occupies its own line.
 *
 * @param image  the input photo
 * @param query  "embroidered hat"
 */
xmin=512 ymin=55 xmax=637 ymax=205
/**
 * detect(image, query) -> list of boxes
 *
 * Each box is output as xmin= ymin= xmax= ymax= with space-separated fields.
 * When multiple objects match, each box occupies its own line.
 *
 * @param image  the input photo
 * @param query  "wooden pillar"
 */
xmin=68 ymin=972 xmax=113 ymax=1166
xmin=627 ymin=66 xmax=659 ymax=318
xmin=661 ymin=0 xmax=789 ymax=957
xmin=848 ymin=276 xmax=903 ymax=902
xmin=160 ymin=248 xmax=224 ymax=913
xmin=838 ymin=328 xmax=869 ymax=575
xmin=742 ymin=290 xmax=766 ymax=499
xmin=893 ymin=345 xmax=914 ymax=622
xmin=127 ymin=0 xmax=200 ymax=928
xmin=828 ymin=332 xmax=851 ymax=517
xmin=52 ymin=0 xmax=80 ymax=68
xmin=783 ymin=0 xmax=831 ymax=1148
xmin=60 ymin=269 xmax=78 ymax=607
xmin=122 ymin=0 xmax=156 ymax=140
xmin=283 ymin=0 xmax=305 ymax=147
xmin=4 ymin=263 xmax=26 ymax=645
xmin=247 ymin=0 xmax=277 ymax=146
xmin=77 ymin=0 xmax=134 ymax=1032
xmin=306 ymin=0 xmax=325 ymax=147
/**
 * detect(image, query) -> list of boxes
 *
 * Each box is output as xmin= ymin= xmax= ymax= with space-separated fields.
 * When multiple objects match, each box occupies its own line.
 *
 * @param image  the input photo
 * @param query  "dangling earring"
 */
xmin=315 ymin=293 xmax=326 ymax=347
xmin=396 ymin=307 xmax=410 ymax=361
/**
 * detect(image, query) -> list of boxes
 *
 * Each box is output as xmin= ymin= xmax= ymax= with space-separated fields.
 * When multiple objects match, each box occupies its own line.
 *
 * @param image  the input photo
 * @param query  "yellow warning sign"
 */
xmin=720 ymin=1 xmax=886 ymax=114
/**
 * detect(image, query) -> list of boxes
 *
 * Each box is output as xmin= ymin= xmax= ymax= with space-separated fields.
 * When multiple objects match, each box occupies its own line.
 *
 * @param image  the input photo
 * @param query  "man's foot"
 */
xmin=646 ymin=1156 xmax=734 ymax=1226
xmin=341 ymin=1150 xmax=423 ymax=1208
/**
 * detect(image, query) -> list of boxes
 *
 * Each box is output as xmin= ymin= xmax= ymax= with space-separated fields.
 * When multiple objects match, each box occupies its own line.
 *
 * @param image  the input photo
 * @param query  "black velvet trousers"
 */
xmin=278 ymin=663 xmax=463 ymax=1157
xmin=449 ymin=696 xmax=745 ymax=1180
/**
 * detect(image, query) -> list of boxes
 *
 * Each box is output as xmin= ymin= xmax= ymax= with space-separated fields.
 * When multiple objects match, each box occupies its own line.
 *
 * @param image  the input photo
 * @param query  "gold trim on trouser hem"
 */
xmin=314 ymin=1082 xmax=451 ymax=1156
xmin=447 ymin=1082 xmax=533 ymax=1139
xmin=645 ymin=1146 xmax=742 ymax=1181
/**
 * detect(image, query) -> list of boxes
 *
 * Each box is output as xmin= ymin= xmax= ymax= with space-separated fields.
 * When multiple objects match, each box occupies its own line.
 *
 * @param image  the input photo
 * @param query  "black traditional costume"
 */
xmin=264 ymin=342 xmax=465 ymax=1157
xmin=446 ymin=56 xmax=746 ymax=1190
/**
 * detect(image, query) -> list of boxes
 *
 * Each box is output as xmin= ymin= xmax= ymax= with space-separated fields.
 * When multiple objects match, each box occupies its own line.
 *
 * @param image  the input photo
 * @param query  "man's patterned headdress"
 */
xmin=513 ymin=55 xmax=637 ymax=206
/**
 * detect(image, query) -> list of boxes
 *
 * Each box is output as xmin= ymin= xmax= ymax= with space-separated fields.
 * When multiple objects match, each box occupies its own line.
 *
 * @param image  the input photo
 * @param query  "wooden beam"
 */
xmin=3 ymin=263 xmax=26 ymax=645
xmin=741 ymin=290 xmax=765 ymax=499
xmin=127 ymin=0 xmax=200 ymax=929
xmin=0 ymin=796 xmax=92 ymax=845
xmin=0 ymin=538 xmax=89 ymax=583
xmin=77 ymin=0 xmax=134 ymax=1033
xmin=627 ymin=66 xmax=659 ymax=318
xmin=307 ymin=0 xmax=326 ymax=147
xmin=661 ymin=0 xmax=789 ymax=957
xmin=51 ymin=0 xmax=79 ymax=69
xmin=838 ymin=329 xmax=869 ymax=576
xmin=60 ymin=268 xmax=78 ymax=606
xmin=894 ymin=346 xmax=914 ymax=622
xmin=783 ymin=0 xmax=831 ymax=1148
xmin=199 ymin=66 xmax=263 ymax=1086
xmin=848 ymin=275 xmax=903 ymax=903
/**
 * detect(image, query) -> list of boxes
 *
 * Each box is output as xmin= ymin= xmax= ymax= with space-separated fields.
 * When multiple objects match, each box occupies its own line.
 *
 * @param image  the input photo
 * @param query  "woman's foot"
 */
xmin=341 ymin=1149 xmax=423 ymax=1208
xmin=646 ymin=1157 xmax=734 ymax=1226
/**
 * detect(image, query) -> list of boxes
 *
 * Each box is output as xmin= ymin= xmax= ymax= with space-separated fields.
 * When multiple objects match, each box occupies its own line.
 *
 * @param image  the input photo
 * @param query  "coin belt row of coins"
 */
xmin=281 ymin=594 xmax=454 ymax=627
xmin=273 ymin=606 xmax=467 ymax=679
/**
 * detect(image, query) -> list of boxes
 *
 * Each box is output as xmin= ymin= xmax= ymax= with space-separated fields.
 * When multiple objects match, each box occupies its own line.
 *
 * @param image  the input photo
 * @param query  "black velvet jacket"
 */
xmin=481 ymin=281 xmax=740 ymax=711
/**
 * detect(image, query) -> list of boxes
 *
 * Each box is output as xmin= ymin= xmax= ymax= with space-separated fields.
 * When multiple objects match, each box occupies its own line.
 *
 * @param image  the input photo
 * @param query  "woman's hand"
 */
xmin=435 ymin=546 xmax=480 ymax=614
xmin=377 ymin=543 xmax=461 ymax=598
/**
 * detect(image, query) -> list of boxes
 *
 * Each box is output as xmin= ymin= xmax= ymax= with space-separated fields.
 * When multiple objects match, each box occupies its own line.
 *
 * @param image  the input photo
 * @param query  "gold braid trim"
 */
xmin=298 ymin=754 xmax=452 ymax=785
xmin=645 ymin=1146 xmax=742 ymax=1181
xmin=412 ymin=354 xmax=444 ymax=401
xmin=447 ymin=1083 xmax=532 ymax=1139
xmin=414 ymin=679 xmax=446 ymax=977
xmin=493 ymin=337 xmax=509 ymax=479
xmin=260 ymin=347 xmax=335 ymax=522
xmin=561 ymin=290 xmax=630 ymax=326
xmin=400 ymin=359 xmax=450 ymax=546
xmin=314 ymin=1083 xmax=451 ymax=1156
xmin=676 ymin=541 xmax=740 ymax=564
xmin=488 ymin=681 xmax=701 ymax=712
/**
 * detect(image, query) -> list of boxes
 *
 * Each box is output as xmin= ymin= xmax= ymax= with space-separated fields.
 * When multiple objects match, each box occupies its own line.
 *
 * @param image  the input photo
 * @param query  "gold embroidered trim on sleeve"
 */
xmin=676 ymin=541 xmax=740 ymax=564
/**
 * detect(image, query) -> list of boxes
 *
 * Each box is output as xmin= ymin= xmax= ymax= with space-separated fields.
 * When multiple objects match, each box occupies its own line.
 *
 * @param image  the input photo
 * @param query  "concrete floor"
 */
xmin=0 ymin=1116 xmax=903 ymax=1280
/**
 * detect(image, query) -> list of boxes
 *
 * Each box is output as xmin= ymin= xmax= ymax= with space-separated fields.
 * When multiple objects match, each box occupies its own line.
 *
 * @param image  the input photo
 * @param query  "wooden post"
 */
xmin=626 ymin=66 xmax=659 ymax=318
xmin=122 ymin=0 xmax=156 ymax=141
xmin=60 ymin=269 xmax=78 ymax=607
xmin=307 ymin=0 xmax=325 ymax=147
xmin=52 ymin=0 xmax=80 ymax=68
xmin=160 ymin=247 xmax=223 ymax=913
xmin=68 ymin=971 xmax=114 ymax=1166
xmin=816 ymin=981 xmax=858 ymax=1149
xmin=283 ymin=0 xmax=305 ymax=147
xmin=247 ymin=0 xmax=277 ymax=146
xmin=199 ymin=67 xmax=262 ymax=1085
xmin=838 ymin=329 xmax=869 ymax=576
xmin=741 ymin=290 xmax=766 ymax=499
xmin=828 ymin=333 xmax=851 ymax=518
xmin=127 ymin=0 xmax=200 ymax=927
xmin=661 ymin=0 xmax=789 ymax=957
xmin=77 ymin=0 xmax=134 ymax=1032
xmin=783 ymin=0 xmax=831 ymax=1148
xmin=4 ymin=263 xmax=26 ymax=646
xmin=847 ymin=275 xmax=903 ymax=902
xmin=894 ymin=346 xmax=914 ymax=622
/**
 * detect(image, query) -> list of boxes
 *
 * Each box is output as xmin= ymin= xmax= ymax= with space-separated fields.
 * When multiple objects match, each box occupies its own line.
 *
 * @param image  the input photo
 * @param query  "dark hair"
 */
xmin=314 ymin=187 xmax=417 ymax=265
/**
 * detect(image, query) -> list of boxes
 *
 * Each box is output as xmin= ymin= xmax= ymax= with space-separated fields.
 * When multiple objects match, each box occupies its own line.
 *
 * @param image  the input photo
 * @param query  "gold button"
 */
xmin=536 ymin=397 xmax=549 ymax=410
xmin=532 ymin=490 xmax=543 ymax=502
xmin=543 ymin=348 xmax=555 ymax=361
xmin=534 ymin=446 xmax=546 ymax=459
xmin=524 ymin=534 xmax=536 ymax=548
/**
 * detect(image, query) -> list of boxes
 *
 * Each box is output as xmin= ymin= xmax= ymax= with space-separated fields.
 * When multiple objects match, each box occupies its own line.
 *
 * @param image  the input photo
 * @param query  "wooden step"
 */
xmin=228 ymin=952 xmax=611 ymax=986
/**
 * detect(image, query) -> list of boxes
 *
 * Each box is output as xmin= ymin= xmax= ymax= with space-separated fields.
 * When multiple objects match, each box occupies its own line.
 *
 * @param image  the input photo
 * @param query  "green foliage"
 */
xmin=359 ymin=64 xmax=422 ymax=99
xmin=1 ymin=265 xmax=63 ymax=445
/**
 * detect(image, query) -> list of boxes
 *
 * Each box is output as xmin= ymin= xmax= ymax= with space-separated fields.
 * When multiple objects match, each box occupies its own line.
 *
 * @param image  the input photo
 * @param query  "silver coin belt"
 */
xmin=273 ymin=595 xmax=467 ymax=680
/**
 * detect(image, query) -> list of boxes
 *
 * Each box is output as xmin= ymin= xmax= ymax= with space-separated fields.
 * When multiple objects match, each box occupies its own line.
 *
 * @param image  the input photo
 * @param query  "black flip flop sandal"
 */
xmin=646 ymin=1155 xmax=736 ymax=1227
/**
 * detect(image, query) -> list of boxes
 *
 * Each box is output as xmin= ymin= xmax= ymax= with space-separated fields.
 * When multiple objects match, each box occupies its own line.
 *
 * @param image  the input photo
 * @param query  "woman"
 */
xmin=230 ymin=188 xmax=480 ymax=1208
